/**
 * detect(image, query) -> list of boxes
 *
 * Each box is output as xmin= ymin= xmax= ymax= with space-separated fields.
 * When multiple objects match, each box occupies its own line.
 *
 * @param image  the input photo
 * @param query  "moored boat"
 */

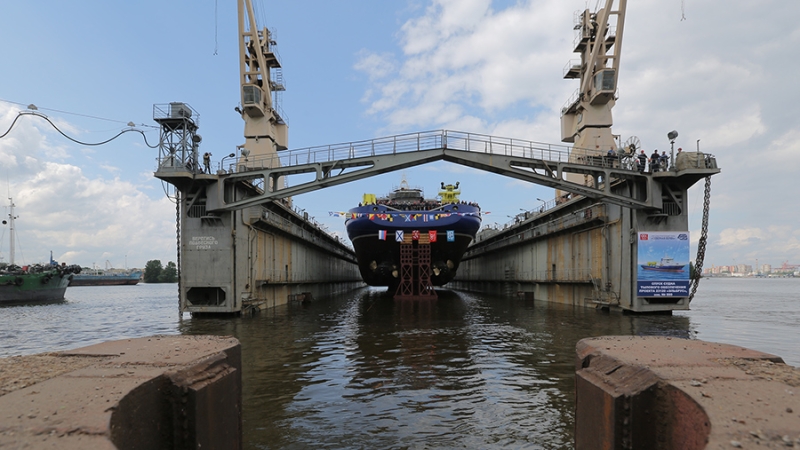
xmin=1 ymin=199 xmax=81 ymax=305
xmin=69 ymin=269 xmax=142 ymax=286
xmin=345 ymin=180 xmax=481 ymax=287
xmin=0 ymin=263 xmax=80 ymax=304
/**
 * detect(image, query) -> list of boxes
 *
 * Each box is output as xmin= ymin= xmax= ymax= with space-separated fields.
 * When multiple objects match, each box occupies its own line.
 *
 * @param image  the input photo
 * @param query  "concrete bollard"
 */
xmin=0 ymin=335 xmax=241 ymax=449
xmin=575 ymin=336 xmax=800 ymax=449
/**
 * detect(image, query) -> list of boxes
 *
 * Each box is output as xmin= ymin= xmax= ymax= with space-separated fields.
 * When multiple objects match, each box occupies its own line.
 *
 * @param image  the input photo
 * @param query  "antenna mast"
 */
xmin=6 ymin=198 xmax=17 ymax=265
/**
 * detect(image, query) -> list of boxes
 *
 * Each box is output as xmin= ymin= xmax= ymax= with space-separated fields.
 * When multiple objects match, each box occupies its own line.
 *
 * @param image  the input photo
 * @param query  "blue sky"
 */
xmin=1 ymin=0 xmax=799 ymax=271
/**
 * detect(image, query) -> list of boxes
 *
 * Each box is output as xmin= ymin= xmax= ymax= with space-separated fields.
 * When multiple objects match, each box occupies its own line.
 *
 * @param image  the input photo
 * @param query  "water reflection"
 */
xmin=180 ymin=288 xmax=693 ymax=449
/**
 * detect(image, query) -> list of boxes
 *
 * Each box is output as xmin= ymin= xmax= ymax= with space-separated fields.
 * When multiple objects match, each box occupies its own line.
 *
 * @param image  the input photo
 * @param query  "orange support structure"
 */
xmin=394 ymin=243 xmax=437 ymax=300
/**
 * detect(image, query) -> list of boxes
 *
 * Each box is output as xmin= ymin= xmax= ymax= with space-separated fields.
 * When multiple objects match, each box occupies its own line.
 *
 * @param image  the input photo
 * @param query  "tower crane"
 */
xmin=237 ymin=0 xmax=288 ymax=189
xmin=561 ymin=0 xmax=627 ymax=154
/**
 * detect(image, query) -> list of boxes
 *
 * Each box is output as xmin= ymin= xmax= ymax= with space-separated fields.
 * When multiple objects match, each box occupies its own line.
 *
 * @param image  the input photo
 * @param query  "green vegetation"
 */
xmin=143 ymin=260 xmax=178 ymax=283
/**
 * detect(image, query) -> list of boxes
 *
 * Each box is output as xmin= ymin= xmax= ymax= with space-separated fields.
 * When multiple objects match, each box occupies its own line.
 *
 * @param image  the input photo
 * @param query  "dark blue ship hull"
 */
xmin=345 ymin=204 xmax=481 ymax=287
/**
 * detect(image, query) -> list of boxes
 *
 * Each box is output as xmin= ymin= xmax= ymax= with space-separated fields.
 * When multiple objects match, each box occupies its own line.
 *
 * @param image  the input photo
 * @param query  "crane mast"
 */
xmin=561 ymin=0 xmax=627 ymax=154
xmin=237 ymin=0 xmax=287 ymax=181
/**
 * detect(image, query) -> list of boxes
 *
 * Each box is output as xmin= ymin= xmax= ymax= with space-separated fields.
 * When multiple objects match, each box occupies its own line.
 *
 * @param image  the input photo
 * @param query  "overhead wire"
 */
xmin=0 ymin=98 xmax=154 ymax=127
xmin=0 ymin=110 xmax=159 ymax=148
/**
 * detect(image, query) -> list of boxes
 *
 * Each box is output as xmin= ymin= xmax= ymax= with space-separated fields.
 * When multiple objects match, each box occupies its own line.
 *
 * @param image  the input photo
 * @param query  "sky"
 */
xmin=1 ymin=0 xmax=798 ymax=272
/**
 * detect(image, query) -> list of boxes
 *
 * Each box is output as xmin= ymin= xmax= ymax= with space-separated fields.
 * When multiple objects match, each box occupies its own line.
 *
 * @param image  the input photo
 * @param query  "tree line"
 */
xmin=144 ymin=260 xmax=178 ymax=283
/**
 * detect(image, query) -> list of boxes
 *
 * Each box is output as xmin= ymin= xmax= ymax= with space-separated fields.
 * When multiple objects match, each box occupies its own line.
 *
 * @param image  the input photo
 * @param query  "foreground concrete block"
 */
xmin=575 ymin=336 xmax=800 ymax=450
xmin=0 ymin=335 xmax=241 ymax=449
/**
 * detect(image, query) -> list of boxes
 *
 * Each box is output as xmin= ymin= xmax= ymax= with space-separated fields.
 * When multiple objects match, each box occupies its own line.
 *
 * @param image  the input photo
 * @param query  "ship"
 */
xmin=1 ymin=199 xmax=81 ymax=304
xmin=69 ymin=269 xmax=142 ymax=286
xmin=345 ymin=180 xmax=481 ymax=288
xmin=640 ymin=257 xmax=686 ymax=272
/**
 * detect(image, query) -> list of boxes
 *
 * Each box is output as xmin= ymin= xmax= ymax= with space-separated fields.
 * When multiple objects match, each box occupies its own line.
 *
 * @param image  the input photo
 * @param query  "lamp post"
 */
xmin=536 ymin=197 xmax=547 ymax=213
xmin=667 ymin=130 xmax=678 ymax=171
xmin=220 ymin=152 xmax=236 ymax=173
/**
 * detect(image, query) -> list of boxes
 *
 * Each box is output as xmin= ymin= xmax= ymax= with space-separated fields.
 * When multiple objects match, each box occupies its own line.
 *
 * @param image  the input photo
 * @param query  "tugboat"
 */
xmin=345 ymin=179 xmax=481 ymax=289
xmin=0 ymin=199 xmax=81 ymax=304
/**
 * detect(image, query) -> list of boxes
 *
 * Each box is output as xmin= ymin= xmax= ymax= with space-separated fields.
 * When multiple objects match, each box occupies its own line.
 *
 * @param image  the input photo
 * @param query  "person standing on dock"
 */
xmin=660 ymin=151 xmax=669 ymax=171
xmin=203 ymin=152 xmax=211 ymax=174
xmin=637 ymin=150 xmax=647 ymax=173
xmin=650 ymin=149 xmax=661 ymax=172
xmin=606 ymin=148 xmax=617 ymax=167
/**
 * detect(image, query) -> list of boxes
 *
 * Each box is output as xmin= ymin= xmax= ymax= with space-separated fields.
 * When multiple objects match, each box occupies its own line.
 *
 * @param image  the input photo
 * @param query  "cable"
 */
xmin=0 ymin=113 xmax=25 ymax=139
xmin=0 ymin=98 xmax=137 ymax=126
xmin=0 ymin=111 xmax=159 ymax=148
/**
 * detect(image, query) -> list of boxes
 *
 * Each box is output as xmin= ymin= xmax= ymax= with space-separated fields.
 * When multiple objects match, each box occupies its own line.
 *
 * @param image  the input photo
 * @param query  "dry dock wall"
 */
xmin=0 ymin=336 xmax=241 ymax=449
xmin=181 ymin=193 xmax=363 ymax=314
xmin=575 ymin=336 xmax=800 ymax=449
xmin=455 ymin=180 xmax=693 ymax=313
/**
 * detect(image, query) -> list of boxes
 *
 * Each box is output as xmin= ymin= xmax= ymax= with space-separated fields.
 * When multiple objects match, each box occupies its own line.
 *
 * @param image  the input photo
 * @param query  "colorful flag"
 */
xmin=423 ymin=214 xmax=429 ymax=222
xmin=378 ymin=230 xmax=387 ymax=240
xmin=369 ymin=214 xmax=375 ymax=220
xmin=429 ymin=230 xmax=437 ymax=242
xmin=395 ymin=230 xmax=404 ymax=242
xmin=447 ymin=230 xmax=455 ymax=242
xmin=412 ymin=230 xmax=420 ymax=240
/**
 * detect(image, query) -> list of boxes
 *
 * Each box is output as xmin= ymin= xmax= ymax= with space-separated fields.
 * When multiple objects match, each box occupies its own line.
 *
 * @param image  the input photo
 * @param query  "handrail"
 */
xmin=156 ymin=128 xmax=718 ymax=177
xmin=218 ymin=130 xmax=583 ymax=173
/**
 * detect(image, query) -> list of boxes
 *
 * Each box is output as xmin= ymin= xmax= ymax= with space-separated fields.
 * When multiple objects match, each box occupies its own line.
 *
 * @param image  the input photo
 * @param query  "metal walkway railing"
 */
xmin=154 ymin=129 xmax=719 ymax=213
xmin=227 ymin=130 xmax=586 ymax=173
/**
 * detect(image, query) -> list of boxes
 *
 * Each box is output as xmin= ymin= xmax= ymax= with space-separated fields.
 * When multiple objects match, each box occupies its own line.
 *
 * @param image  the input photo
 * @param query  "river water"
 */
xmin=1 ymin=278 xmax=798 ymax=448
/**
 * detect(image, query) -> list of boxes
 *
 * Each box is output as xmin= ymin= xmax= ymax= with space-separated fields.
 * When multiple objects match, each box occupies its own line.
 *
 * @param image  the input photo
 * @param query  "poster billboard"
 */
xmin=637 ymin=231 xmax=690 ymax=297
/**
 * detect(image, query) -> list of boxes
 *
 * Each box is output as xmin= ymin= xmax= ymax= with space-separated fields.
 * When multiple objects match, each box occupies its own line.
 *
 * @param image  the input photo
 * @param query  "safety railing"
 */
xmin=158 ymin=129 xmax=717 ymax=178
xmin=225 ymin=130 xmax=584 ymax=173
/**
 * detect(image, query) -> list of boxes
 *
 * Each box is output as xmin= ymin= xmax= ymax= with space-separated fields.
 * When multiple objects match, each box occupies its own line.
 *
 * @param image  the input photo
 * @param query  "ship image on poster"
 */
xmin=637 ymin=232 xmax=690 ymax=297
xmin=344 ymin=180 xmax=481 ymax=288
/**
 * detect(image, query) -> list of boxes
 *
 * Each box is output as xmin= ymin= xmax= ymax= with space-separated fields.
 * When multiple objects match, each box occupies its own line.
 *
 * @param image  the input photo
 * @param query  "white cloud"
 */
xmin=0 ymin=101 xmax=176 ymax=268
xmin=718 ymin=227 xmax=766 ymax=248
xmin=351 ymin=0 xmax=800 ymax=268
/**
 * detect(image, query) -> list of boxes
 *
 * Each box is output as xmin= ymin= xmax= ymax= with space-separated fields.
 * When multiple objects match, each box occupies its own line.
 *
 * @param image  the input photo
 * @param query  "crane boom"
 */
xmin=237 ymin=0 xmax=288 ymax=173
xmin=561 ymin=0 xmax=627 ymax=154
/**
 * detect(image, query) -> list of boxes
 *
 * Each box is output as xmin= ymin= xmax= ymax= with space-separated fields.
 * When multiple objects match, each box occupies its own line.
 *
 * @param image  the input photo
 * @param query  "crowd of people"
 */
xmin=604 ymin=147 xmax=681 ymax=173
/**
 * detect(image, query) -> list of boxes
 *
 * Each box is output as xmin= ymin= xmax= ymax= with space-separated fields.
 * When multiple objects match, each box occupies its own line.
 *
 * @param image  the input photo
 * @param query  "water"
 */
xmin=1 ymin=278 xmax=798 ymax=448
